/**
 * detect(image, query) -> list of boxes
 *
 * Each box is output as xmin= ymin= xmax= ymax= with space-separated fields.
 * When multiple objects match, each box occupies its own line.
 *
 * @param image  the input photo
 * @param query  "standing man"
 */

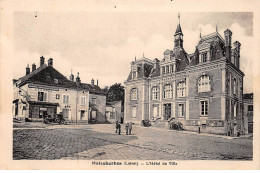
xmin=118 ymin=123 xmax=121 ymax=135
xmin=128 ymin=122 xmax=133 ymax=135
xmin=115 ymin=121 xmax=119 ymax=133
xmin=125 ymin=122 xmax=129 ymax=135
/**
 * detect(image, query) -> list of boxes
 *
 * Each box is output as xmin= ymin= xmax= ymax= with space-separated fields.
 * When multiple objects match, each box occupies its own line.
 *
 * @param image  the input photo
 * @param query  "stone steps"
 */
xmin=152 ymin=120 xmax=167 ymax=129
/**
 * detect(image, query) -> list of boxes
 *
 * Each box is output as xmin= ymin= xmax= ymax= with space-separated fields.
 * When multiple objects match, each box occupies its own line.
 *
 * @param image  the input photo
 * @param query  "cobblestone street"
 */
xmin=13 ymin=123 xmax=253 ymax=160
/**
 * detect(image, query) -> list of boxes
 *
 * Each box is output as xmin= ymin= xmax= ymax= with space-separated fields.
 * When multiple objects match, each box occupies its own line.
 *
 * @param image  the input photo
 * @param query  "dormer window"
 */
xmin=162 ymin=66 xmax=166 ymax=74
xmin=202 ymin=53 xmax=207 ymax=63
xmin=54 ymin=79 xmax=58 ymax=84
xmin=132 ymin=71 xmax=137 ymax=79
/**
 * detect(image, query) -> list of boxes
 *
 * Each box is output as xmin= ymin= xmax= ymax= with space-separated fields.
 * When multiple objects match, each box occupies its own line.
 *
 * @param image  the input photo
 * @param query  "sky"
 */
xmin=13 ymin=12 xmax=253 ymax=93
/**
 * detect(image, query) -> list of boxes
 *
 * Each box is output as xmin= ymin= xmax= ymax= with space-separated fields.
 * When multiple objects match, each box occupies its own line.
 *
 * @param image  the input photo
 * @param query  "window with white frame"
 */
xmin=131 ymin=88 xmax=137 ymax=100
xmin=178 ymin=104 xmax=184 ymax=117
xmin=132 ymin=106 xmax=137 ymax=118
xmin=92 ymin=98 xmax=97 ymax=105
xmin=163 ymin=84 xmax=172 ymax=99
xmin=63 ymin=95 xmax=69 ymax=104
xmin=132 ymin=71 xmax=137 ymax=79
xmin=198 ymin=75 xmax=211 ymax=92
xmin=166 ymin=65 xmax=169 ymax=74
xmin=152 ymin=86 xmax=159 ymax=100
xmin=162 ymin=66 xmax=165 ymax=74
xmin=200 ymin=100 xmax=208 ymax=116
xmin=234 ymin=102 xmax=237 ymax=118
xmin=38 ymin=92 xmax=47 ymax=101
xmin=177 ymin=81 xmax=186 ymax=97
xmin=233 ymin=78 xmax=237 ymax=95
xmin=80 ymin=96 xmax=86 ymax=105
xmin=202 ymin=52 xmax=207 ymax=63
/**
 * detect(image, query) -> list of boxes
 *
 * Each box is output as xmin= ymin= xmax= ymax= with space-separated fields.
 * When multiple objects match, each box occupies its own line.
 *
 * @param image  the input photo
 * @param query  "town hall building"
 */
xmin=124 ymin=15 xmax=244 ymax=136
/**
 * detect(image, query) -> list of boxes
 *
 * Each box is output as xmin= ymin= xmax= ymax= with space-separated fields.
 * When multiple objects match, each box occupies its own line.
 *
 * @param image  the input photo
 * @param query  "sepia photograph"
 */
xmin=0 ymin=0 xmax=259 ymax=170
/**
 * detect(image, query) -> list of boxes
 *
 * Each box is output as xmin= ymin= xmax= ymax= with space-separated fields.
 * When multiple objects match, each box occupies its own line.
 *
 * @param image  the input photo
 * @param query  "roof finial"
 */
xmin=216 ymin=23 xmax=218 ymax=33
xmin=71 ymin=69 xmax=73 ymax=75
xmin=143 ymin=52 xmax=145 ymax=58
xmin=178 ymin=12 xmax=180 ymax=25
xmin=77 ymin=72 xmax=79 ymax=77
xmin=135 ymin=55 xmax=136 ymax=62
xmin=199 ymin=29 xmax=202 ymax=39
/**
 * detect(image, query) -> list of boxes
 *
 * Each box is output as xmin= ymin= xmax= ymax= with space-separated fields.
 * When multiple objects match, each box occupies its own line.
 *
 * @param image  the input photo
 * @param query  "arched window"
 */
xmin=177 ymin=81 xmax=186 ymax=97
xmin=131 ymin=88 xmax=137 ymax=100
xmin=233 ymin=78 xmax=237 ymax=95
xmin=198 ymin=75 xmax=211 ymax=93
xmin=163 ymin=84 xmax=172 ymax=99
xmin=152 ymin=86 xmax=159 ymax=100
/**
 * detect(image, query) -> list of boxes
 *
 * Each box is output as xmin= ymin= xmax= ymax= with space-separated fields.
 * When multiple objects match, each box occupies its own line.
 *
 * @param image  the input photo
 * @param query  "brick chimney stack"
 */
xmin=224 ymin=29 xmax=232 ymax=61
xmin=76 ymin=72 xmax=81 ymax=83
xmin=91 ymin=78 xmax=94 ymax=85
xmin=48 ymin=58 xmax=53 ymax=67
xmin=32 ymin=63 xmax=36 ymax=72
xmin=40 ymin=56 xmax=45 ymax=66
xmin=26 ymin=64 xmax=30 ymax=75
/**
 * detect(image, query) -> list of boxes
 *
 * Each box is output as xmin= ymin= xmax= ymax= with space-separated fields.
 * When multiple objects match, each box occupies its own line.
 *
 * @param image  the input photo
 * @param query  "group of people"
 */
xmin=115 ymin=121 xmax=133 ymax=135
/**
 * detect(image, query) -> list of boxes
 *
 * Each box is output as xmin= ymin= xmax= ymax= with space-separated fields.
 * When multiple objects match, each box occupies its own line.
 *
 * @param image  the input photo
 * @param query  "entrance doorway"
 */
xmin=80 ymin=110 xmax=85 ymax=120
xmin=164 ymin=104 xmax=171 ymax=120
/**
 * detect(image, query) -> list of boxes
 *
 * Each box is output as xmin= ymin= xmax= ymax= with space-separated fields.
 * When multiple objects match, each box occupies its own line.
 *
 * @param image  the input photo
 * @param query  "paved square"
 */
xmin=13 ymin=123 xmax=252 ymax=160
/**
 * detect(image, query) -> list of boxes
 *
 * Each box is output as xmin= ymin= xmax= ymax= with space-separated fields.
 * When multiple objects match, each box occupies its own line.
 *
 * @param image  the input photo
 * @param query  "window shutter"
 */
xmin=43 ymin=93 xmax=47 ymax=101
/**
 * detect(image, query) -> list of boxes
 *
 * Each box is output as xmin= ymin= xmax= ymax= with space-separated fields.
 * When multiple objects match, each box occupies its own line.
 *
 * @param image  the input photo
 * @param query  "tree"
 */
xmin=106 ymin=83 xmax=124 ymax=103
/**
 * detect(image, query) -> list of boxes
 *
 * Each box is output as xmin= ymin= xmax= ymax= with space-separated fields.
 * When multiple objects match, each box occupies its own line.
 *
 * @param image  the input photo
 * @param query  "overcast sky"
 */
xmin=13 ymin=12 xmax=253 ymax=93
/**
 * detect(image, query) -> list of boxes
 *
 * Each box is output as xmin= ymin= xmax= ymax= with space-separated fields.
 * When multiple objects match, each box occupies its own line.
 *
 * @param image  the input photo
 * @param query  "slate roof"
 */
xmin=16 ymin=65 xmax=106 ymax=95
xmin=174 ymin=24 xmax=183 ymax=36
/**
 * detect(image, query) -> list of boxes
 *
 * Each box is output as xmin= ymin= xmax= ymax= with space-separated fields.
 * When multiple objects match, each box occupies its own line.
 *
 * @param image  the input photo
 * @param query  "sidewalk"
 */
xmin=135 ymin=124 xmax=253 ymax=140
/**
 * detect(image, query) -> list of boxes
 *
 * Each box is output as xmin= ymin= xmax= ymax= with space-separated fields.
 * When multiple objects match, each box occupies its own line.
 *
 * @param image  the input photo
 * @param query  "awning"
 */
xmin=28 ymin=101 xmax=59 ymax=106
xmin=13 ymin=99 xmax=26 ymax=104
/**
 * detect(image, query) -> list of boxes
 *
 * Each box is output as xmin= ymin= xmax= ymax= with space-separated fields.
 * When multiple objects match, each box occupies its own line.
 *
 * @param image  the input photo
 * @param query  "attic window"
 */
xmin=54 ymin=79 xmax=58 ymax=84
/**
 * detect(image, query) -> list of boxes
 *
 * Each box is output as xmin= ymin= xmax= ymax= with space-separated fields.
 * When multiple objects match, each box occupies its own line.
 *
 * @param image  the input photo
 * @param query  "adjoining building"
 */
xmin=243 ymin=93 xmax=253 ymax=134
xmin=124 ymin=15 xmax=245 ymax=136
xmin=106 ymin=100 xmax=123 ymax=123
xmin=13 ymin=57 xmax=106 ymax=123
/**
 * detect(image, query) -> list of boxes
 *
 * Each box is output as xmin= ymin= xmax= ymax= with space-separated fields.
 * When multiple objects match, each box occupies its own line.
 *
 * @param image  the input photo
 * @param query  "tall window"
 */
xmin=63 ymin=95 xmax=69 ymax=104
xmin=152 ymin=86 xmax=159 ymax=100
xmin=166 ymin=65 xmax=169 ymax=74
xmin=132 ymin=106 xmax=137 ymax=118
xmin=178 ymin=104 xmax=184 ymax=117
xmin=162 ymin=66 xmax=165 ymax=74
xmin=233 ymin=78 xmax=237 ymax=95
xmin=132 ymin=71 xmax=136 ymax=79
xmin=80 ymin=96 xmax=86 ymax=105
xmin=177 ymin=81 xmax=186 ymax=97
xmin=171 ymin=64 xmax=174 ymax=73
xmin=38 ymin=92 xmax=47 ymax=101
xmin=131 ymin=88 xmax=137 ymax=100
xmin=198 ymin=75 xmax=211 ymax=92
xmin=200 ymin=101 xmax=208 ymax=116
xmin=163 ymin=84 xmax=172 ymax=99
xmin=202 ymin=53 xmax=207 ymax=63
xmin=92 ymin=98 xmax=96 ymax=104
xmin=234 ymin=102 xmax=237 ymax=118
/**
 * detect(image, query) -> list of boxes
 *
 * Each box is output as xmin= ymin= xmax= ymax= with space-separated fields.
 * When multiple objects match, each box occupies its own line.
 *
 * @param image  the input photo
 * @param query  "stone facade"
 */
xmin=106 ymin=101 xmax=123 ymax=123
xmin=124 ymin=16 xmax=244 ymax=135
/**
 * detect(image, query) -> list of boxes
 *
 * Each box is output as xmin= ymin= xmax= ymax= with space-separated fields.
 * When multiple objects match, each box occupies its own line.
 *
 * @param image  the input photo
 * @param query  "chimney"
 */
xmin=224 ymin=29 xmax=232 ymax=61
xmin=76 ymin=72 xmax=81 ymax=83
xmin=48 ymin=58 xmax=53 ymax=67
xmin=70 ymin=74 xmax=74 ymax=81
xmin=26 ymin=64 xmax=30 ymax=75
xmin=40 ymin=56 xmax=45 ymax=66
xmin=91 ymin=78 xmax=94 ymax=85
xmin=32 ymin=63 xmax=36 ymax=72
xmin=96 ymin=79 xmax=99 ymax=86
xmin=233 ymin=41 xmax=241 ymax=57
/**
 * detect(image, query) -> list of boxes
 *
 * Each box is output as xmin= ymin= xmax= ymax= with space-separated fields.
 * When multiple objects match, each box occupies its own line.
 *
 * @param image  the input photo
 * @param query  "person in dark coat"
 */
xmin=128 ymin=122 xmax=133 ymax=135
xmin=115 ymin=121 xmax=119 ymax=133
xmin=125 ymin=123 xmax=129 ymax=135
xmin=117 ymin=123 xmax=121 ymax=135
